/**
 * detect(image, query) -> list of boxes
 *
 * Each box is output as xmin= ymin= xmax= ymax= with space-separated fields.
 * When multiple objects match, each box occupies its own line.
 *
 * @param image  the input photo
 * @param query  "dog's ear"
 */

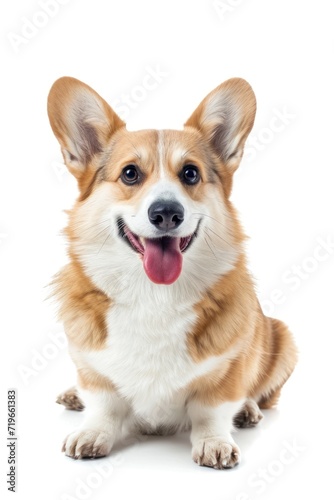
xmin=185 ymin=78 xmax=256 ymax=173
xmin=47 ymin=77 xmax=125 ymax=179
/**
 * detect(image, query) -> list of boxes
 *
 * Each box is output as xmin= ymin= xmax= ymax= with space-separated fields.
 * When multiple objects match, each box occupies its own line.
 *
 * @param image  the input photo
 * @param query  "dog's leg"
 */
xmin=188 ymin=399 xmax=244 ymax=469
xmin=56 ymin=386 xmax=84 ymax=411
xmin=62 ymin=389 xmax=130 ymax=459
xmin=233 ymin=398 xmax=263 ymax=428
xmin=252 ymin=318 xmax=298 ymax=410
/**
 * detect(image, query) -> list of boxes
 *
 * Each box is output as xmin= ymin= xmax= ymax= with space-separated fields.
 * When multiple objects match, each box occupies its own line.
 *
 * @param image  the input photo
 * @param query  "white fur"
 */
xmin=188 ymin=400 xmax=244 ymax=443
xmin=188 ymin=400 xmax=244 ymax=468
xmin=125 ymin=179 xmax=200 ymax=239
xmin=203 ymin=91 xmax=237 ymax=128
xmin=63 ymin=390 xmax=129 ymax=458
xmin=74 ymin=295 xmax=239 ymax=430
xmin=171 ymin=145 xmax=188 ymax=166
xmin=157 ymin=129 xmax=166 ymax=179
xmin=202 ymin=91 xmax=243 ymax=163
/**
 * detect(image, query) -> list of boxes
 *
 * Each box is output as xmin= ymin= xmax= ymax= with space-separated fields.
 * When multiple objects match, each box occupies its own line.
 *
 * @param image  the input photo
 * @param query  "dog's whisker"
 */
xmin=192 ymin=212 xmax=227 ymax=227
xmin=205 ymin=226 xmax=236 ymax=249
xmin=81 ymin=225 xmax=111 ymax=239
xmin=82 ymin=218 xmax=111 ymax=232
xmin=193 ymin=209 xmax=236 ymax=225
xmin=97 ymin=233 xmax=111 ymax=254
xmin=204 ymin=234 xmax=219 ymax=261
xmin=204 ymin=229 xmax=215 ymax=244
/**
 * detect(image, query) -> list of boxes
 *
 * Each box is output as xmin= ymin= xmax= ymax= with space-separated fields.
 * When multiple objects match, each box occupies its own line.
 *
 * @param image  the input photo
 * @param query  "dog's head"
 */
xmin=48 ymin=77 xmax=256 ymax=293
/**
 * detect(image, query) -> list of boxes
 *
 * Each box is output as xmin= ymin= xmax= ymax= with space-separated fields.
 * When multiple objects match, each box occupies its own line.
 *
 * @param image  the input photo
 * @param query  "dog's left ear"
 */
xmin=185 ymin=78 xmax=256 ymax=173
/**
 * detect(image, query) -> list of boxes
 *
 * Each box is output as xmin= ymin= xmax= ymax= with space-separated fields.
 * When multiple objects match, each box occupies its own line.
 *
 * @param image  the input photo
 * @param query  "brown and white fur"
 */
xmin=48 ymin=76 xmax=297 ymax=469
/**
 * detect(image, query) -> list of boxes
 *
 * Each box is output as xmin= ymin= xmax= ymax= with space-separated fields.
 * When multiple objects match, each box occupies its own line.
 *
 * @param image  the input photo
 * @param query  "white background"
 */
xmin=1 ymin=0 xmax=334 ymax=499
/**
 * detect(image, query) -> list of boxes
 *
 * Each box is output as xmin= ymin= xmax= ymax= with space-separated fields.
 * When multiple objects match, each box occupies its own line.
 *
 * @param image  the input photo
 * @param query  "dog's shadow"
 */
xmin=58 ymin=406 xmax=280 ymax=469
xmin=234 ymin=408 xmax=280 ymax=448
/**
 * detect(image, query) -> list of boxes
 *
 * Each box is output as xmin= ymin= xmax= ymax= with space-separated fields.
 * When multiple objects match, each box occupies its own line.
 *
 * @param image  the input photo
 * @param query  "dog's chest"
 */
xmin=84 ymin=298 xmax=215 ymax=415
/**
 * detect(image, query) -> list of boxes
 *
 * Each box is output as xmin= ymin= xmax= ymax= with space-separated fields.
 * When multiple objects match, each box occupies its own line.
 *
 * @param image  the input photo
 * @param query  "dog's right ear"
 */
xmin=47 ymin=77 xmax=125 ymax=179
xmin=185 ymin=78 xmax=256 ymax=174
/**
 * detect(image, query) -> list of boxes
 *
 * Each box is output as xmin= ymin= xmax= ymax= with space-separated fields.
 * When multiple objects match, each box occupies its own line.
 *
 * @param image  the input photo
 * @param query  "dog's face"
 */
xmin=48 ymin=77 xmax=256 ymax=290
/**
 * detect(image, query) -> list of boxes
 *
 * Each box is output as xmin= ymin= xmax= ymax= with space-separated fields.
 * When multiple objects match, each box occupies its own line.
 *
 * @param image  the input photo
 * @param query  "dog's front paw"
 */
xmin=192 ymin=438 xmax=240 ymax=469
xmin=62 ymin=430 xmax=114 ymax=459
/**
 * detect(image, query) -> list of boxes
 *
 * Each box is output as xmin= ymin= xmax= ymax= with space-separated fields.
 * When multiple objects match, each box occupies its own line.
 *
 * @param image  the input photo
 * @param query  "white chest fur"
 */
xmin=82 ymin=293 xmax=224 ymax=421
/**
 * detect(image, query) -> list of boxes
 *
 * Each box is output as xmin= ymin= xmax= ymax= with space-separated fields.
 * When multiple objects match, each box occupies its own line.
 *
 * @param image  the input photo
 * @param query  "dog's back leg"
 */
xmin=233 ymin=399 xmax=264 ymax=428
xmin=56 ymin=386 xmax=85 ymax=411
xmin=252 ymin=318 xmax=298 ymax=410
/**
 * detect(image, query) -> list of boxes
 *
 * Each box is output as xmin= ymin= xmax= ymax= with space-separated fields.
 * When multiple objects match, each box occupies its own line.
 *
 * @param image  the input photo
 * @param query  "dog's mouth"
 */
xmin=117 ymin=218 xmax=200 ymax=285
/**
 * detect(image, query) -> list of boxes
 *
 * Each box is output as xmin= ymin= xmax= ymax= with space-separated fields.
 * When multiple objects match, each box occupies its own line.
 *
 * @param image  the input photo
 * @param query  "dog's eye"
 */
xmin=121 ymin=165 xmax=140 ymax=185
xmin=181 ymin=165 xmax=200 ymax=185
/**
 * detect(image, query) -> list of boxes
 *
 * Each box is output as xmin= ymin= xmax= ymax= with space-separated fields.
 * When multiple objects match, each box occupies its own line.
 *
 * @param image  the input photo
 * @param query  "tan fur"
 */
xmin=77 ymin=366 xmax=116 ymax=393
xmin=185 ymin=257 xmax=297 ymax=406
xmin=52 ymin=258 xmax=110 ymax=351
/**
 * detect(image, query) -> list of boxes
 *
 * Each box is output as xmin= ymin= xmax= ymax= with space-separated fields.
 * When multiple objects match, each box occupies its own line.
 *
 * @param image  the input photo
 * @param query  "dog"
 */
xmin=48 ymin=76 xmax=297 ymax=469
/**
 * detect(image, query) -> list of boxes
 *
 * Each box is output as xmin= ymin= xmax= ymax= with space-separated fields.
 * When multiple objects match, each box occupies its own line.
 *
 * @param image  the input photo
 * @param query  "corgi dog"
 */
xmin=48 ymin=76 xmax=297 ymax=469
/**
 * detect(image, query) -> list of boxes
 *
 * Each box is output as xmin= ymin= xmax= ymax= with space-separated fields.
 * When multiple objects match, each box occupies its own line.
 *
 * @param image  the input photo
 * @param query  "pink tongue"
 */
xmin=143 ymin=237 xmax=183 ymax=285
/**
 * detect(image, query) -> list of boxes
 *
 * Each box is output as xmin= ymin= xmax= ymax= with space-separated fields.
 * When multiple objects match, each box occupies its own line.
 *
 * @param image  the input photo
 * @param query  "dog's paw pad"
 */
xmin=63 ymin=430 xmax=113 ymax=459
xmin=192 ymin=438 xmax=240 ymax=469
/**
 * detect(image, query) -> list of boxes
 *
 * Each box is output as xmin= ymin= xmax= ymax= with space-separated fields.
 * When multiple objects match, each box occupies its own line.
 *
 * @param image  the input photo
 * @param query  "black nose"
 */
xmin=148 ymin=201 xmax=184 ymax=231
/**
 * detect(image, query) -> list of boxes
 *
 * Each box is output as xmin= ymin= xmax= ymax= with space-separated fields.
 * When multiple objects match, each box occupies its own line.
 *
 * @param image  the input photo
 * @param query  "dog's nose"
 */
xmin=148 ymin=201 xmax=184 ymax=231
